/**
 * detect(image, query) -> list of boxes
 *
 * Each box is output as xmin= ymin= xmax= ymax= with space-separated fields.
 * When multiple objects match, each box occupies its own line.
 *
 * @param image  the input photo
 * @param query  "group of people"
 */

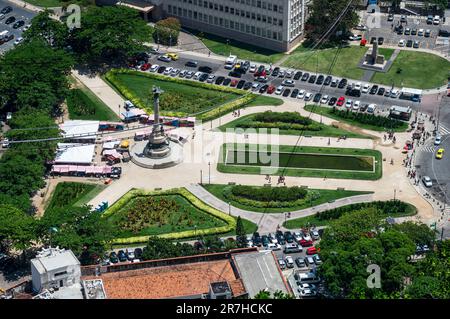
xmin=384 ymin=130 xmax=396 ymax=143
xmin=264 ymin=175 xmax=286 ymax=186
xmin=232 ymin=109 xmax=241 ymax=117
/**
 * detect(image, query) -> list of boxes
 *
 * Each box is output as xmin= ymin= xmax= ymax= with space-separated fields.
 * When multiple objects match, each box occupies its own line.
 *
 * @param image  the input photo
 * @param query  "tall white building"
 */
xmin=143 ymin=0 xmax=312 ymax=52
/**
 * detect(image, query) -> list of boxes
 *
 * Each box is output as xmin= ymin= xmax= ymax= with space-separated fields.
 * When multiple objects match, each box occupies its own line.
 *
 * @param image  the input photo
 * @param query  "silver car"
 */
xmin=422 ymin=176 xmax=432 ymax=187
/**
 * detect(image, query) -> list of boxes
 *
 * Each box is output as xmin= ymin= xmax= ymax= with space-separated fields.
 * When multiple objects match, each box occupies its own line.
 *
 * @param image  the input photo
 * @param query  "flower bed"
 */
xmin=103 ymin=188 xmax=237 ymax=244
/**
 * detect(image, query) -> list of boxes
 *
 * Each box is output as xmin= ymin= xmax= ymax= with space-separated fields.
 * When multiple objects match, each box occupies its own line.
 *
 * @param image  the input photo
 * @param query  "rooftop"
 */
xmin=59 ymin=120 xmax=99 ymax=140
xmin=31 ymin=248 xmax=80 ymax=274
xmin=84 ymin=259 xmax=246 ymax=299
xmin=54 ymin=143 xmax=96 ymax=165
xmin=233 ymin=250 xmax=289 ymax=298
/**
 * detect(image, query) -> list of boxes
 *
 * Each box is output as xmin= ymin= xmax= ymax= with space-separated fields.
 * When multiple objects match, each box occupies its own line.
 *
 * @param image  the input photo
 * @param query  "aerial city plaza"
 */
xmin=0 ymin=0 xmax=449 ymax=308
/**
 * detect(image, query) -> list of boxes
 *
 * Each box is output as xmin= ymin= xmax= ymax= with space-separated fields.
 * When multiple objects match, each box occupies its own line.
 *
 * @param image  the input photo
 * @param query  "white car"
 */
xmin=422 ymin=176 xmax=432 ymax=187
xmin=298 ymin=283 xmax=317 ymax=290
xmin=158 ymin=55 xmax=171 ymax=62
xmin=285 ymin=256 xmax=294 ymax=268
xmin=354 ymin=82 xmax=361 ymax=91
xmin=304 ymin=92 xmax=313 ymax=101
xmin=170 ymin=68 xmax=180 ymax=76
xmin=361 ymin=84 xmax=370 ymax=93
xmin=206 ymin=74 xmax=215 ymax=83
xmin=345 ymin=99 xmax=353 ymax=108
xmin=434 ymin=135 xmax=442 ymax=145
xmin=398 ymin=39 xmax=406 ymax=47
xmin=433 ymin=16 xmax=440 ymax=25
xmin=418 ymin=29 xmax=424 ymax=36
xmin=252 ymin=83 xmax=261 ymax=91
xmin=23 ymin=24 xmax=31 ymax=31
xmin=299 ymin=288 xmax=316 ymax=297
xmin=352 ymin=100 xmax=360 ymax=110
xmin=13 ymin=37 xmax=23 ymax=45
xmin=163 ymin=67 xmax=173 ymax=75
xmin=310 ymin=230 xmax=320 ymax=240
xmin=1 ymin=138 xmax=9 ymax=148
xmin=193 ymin=71 xmax=202 ymax=80
xmin=355 ymin=24 xmax=367 ymax=31
xmin=185 ymin=71 xmax=194 ymax=78
xmin=278 ymin=259 xmax=286 ymax=269
xmin=390 ymin=89 xmax=400 ymax=98
xmin=275 ymin=85 xmax=284 ymax=95
xmin=265 ymin=243 xmax=282 ymax=251
xmin=302 ymin=233 xmax=312 ymax=241
xmin=268 ymin=234 xmax=278 ymax=244
xmin=281 ymin=79 xmax=295 ymax=87
xmin=320 ymin=95 xmax=329 ymax=104
xmin=179 ymin=70 xmax=187 ymax=77
xmin=249 ymin=64 xmax=257 ymax=73
xmin=297 ymin=90 xmax=306 ymax=99
xmin=149 ymin=64 xmax=159 ymax=72
xmin=293 ymin=232 xmax=303 ymax=242
xmin=286 ymin=70 xmax=294 ymax=78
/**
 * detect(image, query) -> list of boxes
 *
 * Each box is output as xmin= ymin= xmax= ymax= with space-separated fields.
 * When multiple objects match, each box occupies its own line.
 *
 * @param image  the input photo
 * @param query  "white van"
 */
xmin=298 ymin=272 xmax=320 ymax=283
xmin=284 ymin=243 xmax=302 ymax=253
xmin=225 ymin=55 xmax=237 ymax=69
xmin=433 ymin=16 xmax=440 ymax=25
xmin=367 ymin=104 xmax=376 ymax=113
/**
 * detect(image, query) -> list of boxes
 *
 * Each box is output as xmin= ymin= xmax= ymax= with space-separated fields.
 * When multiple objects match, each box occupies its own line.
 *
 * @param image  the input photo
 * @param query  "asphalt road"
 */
xmin=0 ymin=0 xmax=36 ymax=54
xmin=147 ymin=52 xmax=420 ymax=113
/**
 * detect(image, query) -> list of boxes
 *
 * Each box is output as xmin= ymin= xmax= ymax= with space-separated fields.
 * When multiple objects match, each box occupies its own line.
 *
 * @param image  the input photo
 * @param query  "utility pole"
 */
xmin=200 ymin=169 xmax=203 ymax=185
xmin=208 ymin=161 xmax=211 ymax=184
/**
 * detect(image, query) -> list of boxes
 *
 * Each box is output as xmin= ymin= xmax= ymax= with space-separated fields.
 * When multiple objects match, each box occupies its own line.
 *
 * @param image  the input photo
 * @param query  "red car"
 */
xmin=140 ymin=63 xmax=151 ymax=71
xmin=306 ymin=247 xmax=319 ymax=255
xmin=267 ymin=85 xmax=276 ymax=94
xmin=300 ymin=239 xmax=313 ymax=247
xmin=230 ymin=79 xmax=238 ymax=87
xmin=336 ymin=96 xmax=345 ymax=107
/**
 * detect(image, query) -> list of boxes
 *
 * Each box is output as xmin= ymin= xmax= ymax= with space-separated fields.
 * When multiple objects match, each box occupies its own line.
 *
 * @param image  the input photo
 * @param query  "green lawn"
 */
xmin=218 ymin=113 xmax=368 ymax=138
xmin=246 ymin=96 xmax=284 ymax=107
xmin=218 ymin=144 xmax=383 ymax=180
xmin=46 ymin=182 xmax=105 ymax=211
xmin=304 ymin=105 xmax=409 ymax=132
xmin=105 ymin=194 xmax=228 ymax=238
xmin=370 ymin=50 xmax=450 ymax=89
xmin=109 ymin=73 xmax=240 ymax=115
xmin=282 ymin=46 xmax=369 ymax=80
xmin=67 ymin=88 xmax=120 ymax=121
xmin=283 ymin=201 xmax=417 ymax=229
xmin=202 ymin=184 xmax=373 ymax=214
xmin=192 ymin=30 xmax=285 ymax=64
xmin=24 ymin=0 xmax=63 ymax=7
xmin=378 ymin=48 xmax=394 ymax=61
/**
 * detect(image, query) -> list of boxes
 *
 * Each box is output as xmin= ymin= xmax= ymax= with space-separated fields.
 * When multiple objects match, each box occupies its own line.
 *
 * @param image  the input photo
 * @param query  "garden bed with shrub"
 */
xmin=102 ymin=188 xmax=256 ymax=244
xmin=283 ymin=200 xmax=417 ymax=228
xmin=304 ymin=105 xmax=408 ymax=132
xmin=203 ymin=184 xmax=372 ymax=213
xmin=105 ymin=69 xmax=263 ymax=121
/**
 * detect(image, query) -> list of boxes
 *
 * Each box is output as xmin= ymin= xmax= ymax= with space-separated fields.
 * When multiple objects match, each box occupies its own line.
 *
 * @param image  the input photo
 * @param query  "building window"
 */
xmin=273 ymin=4 xmax=278 ymax=12
xmin=188 ymin=10 xmax=192 ymax=18
xmin=204 ymin=1 xmax=207 ymax=8
xmin=257 ymin=14 xmax=261 ymax=21
xmin=168 ymin=5 xmax=172 ymax=13
xmin=194 ymin=11 xmax=197 ymax=19
xmin=267 ymin=16 xmax=272 ymax=24
xmin=251 ymin=12 xmax=255 ymax=20
xmin=230 ymin=8 xmax=234 ymax=14
xmin=214 ymin=3 xmax=218 ymax=10
xmin=54 ymin=271 xmax=68 ymax=277
xmin=262 ymin=15 xmax=266 ymax=22
xmin=209 ymin=3 xmax=213 ymax=9
xmin=257 ymin=0 xmax=261 ymax=8
xmin=219 ymin=17 xmax=223 ymax=26
xmin=279 ymin=5 xmax=283 ymax=13
xmin=178 ymin=7 xmax=182 ymax=15
xmin=246 ymin=24 xmax=250 ymax=33
xmin=273 ymin=18 xmax=277 ymax=25
xmin=220 ymin=5 xmax=223 ymax=11
xmin=209 ymin=15 xmax=213 ymax=24
xmin=230 ymin=20 xmax=234 ymax=29
xmin=225 ymin=19 xmax=229 ymax=27
xmin=251 ymin=25 xmax=255 ymax=34
xmin=268 ymin=3 xmax=272 ymax=10
xmin=279 ymin=20 xmax=283 ymax=26
xmin=256 ymin=27 xmax=261 ymax=36
xmin=240 ymin=23 xmax=244 ymax=32
xmin=214 ymin=16 xmax=218 ymax=25
xmin=262 ymin=1 xmax=266 ymax=9
xmin=225 ymin=6 xmax=229 ymax=13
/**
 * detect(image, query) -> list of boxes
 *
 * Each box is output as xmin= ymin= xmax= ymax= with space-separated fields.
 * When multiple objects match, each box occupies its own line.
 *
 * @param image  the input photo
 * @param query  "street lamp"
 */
xmin=208 ymin=161 xmax=211 ymax=184
xmin=229 ymin=202 xmax=231 ymax=215
xmin=200 ymin=169 xmax=203 ymax=185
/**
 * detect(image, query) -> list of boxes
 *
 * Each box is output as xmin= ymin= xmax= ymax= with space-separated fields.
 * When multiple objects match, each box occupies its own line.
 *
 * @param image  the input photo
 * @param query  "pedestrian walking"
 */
xmin=208 ymin=51 xmax=211 ymax=57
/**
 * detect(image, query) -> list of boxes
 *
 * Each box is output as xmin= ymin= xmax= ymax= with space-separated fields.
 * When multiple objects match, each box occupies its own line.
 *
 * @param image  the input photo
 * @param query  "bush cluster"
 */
xmin=230 ymin=185 xmax=307 ymax=202
xmin=316 ymin=200 xmax=413 ymax=221
xmin=67 ymin=89 xmax=96 ymax=116
xmin=254 ymin=111 xmax=313 ymax=125
xmin=330 ymin=107 xmax=405 ymax=129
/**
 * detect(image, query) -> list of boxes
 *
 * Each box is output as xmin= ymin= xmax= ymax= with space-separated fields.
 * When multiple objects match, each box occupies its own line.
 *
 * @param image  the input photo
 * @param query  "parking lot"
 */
xmin=143 ymin=51 xmax=419 ymax=116
xmin=0 ymin=0 xmax=36 ymax=54
xmin=360 ymin=12 xmax=450 ymax=50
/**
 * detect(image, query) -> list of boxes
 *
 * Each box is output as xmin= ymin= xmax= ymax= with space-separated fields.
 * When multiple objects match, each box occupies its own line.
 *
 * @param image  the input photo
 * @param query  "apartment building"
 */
xmin=147 ymin=0 xmax=311 ymax=52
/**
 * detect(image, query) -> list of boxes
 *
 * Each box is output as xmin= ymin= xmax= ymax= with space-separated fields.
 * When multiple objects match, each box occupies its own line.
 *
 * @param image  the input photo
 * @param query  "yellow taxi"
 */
xmin=167 ymin=53 xmax=178 ymax=61
xmin=436 ymin=148 xmax=445 ymax=159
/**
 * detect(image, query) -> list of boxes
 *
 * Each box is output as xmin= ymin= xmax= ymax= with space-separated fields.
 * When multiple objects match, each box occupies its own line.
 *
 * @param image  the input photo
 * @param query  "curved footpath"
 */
xmin=186 ymin=183 xmax=374 ymax=233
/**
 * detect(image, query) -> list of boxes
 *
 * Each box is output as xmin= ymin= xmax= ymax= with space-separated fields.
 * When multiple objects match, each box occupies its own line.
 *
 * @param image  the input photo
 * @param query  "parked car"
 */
xmin=370 ymin=85 xmax=378 ymax=94
xmin=413 ymin=40 xmax=420 ymax=49
xmin=313 ymin=93 xmax=322 ymax=103
xmin=301 ymin=73 xmax=309 ymax=81
xmin=157 ymin=66 xmax=166 ymax=74
xmin=328 ymin=97 xmax=337 ymax=106
xmin=167 ymin=53 xmax=178 ymax=60
xmin=185 ymin=61 xmax=198 ymax=67
xmin=275 ymin=85 xmax=284 ymax=95
xmin=305 ymin=256 xmax=315 ymax=266
xmin=276 ymin=230 xmax=286 ymax=245
xmin=306 ymin=247 xmax=318 ymax=255
xmin=345 ymin=99 xmax=353 ymax=108
xmin=398 ymin=39 xmax=405 ymax=47
xmin=249 ymin=64 xmax=257 ymax=73
xmin=12 ymin=20 xmax=24 ymax=29
xmin=295 ymin=257 xmax=306 ymax=268
xmin=1 ymin=6 xmax=12 ymax=14
xmin=198 ymin=66 xmax=213 ymax=73
xmin=285 ymin=256 xmax=294 ymax=268
xmin=424 ymin=29 xmax=431 ymax=37
xmin=157 ymin=55 xmax=171 ymax=62
xmin=117 ymin=250 xmax=127 ymax=262
xmin=282 ymin=89 xmax=291 ymax=97
xmin=377 ymin=87 xmax=385 ymax=96
xmin=5 ymin=16 xmax=16 ymax=24
xmin=310 ymin=230 xmax=320 ymax=240
xmin=109 ymin=252 xmax=119 ymax=263
xmin=267 ymin=85 xmax=276 ymax=94
xmin=268 ymin=233 xmax=278 ymax=244
xmin=278 ymin=259 xmax=286 ymax=270
xmin=378 ymin=37 xmax=384 ymax=45
xmin=308 ymin=75 xmax=317 ymax=83
xmin=352 ymin=100 xmax=360 ymax=111
xmin=316 ymin=75 xmax=324 ymax=85
xmin=215 ymin=76 xmax=225 ymax=85
xmin=361 ymin=84 xmax=370 ymax=94
xmin=281 ymin=79 xmax=295 ymax=87
xmin=293 ymin=71 xmax=302 ymax=80
xmin=304 ymin=92 xmax=313 ymax=101
xmin=266 ymin=243 xmax=282 ymax=251
xmin=434 ymin=135 xmax=442 ymax=145
xmin=313 ymin=254 xmax=322 ymax=265
xmin=253 ymin=232 xmax=262 ymax=246
xmin=324 ymin=75 xmax=332 ymax=86
xmin=261 ymin=235 xmax=270 ymax=247
xmin=290 ymin=88 xmax=299 ymax=98
xmin=206 ymin=74 xmax=215 ymax=83
xmin=134 ymin=248 xmax=143 ymax=259
xmin=336 ymin=96 xmax=345 ymax=106
xmin=300 ymin=239 xmax=313 ymax=247
xmin=223 ymin=78 xmax=232 ymax=86
xmin=297 ymin=89 xmax=306 ymax=99
xmin=126 ymin=250 xmax=135 ymax=261
xmin=243 ymin=81 xmax=252 ymax=90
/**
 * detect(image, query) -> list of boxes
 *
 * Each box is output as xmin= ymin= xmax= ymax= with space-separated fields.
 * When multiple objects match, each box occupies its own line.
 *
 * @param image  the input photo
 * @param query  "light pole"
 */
xmin=228 ymin=202 xmax=231 ymax=215
xmin=200 ymin=169 xmax=203 ymax=185
xmin=208 ymin=161 xmax=211 ymax=184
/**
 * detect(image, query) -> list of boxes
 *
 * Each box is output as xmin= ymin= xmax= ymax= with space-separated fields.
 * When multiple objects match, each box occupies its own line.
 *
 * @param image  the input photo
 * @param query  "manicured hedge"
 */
xmin=105 ymin=69 xmax=258 ymax=121
xmin=329 ymin=107 xmax=405 ymax=129
xmin=222 ymin=185 xmax=320 ymax=209
xmin=103 ymin=188 xmax=237 ymax=244
xmin=254 ymin=111 xmax=313 ymax=125
xmin=315 ymin=200 xmax=416 ymax=221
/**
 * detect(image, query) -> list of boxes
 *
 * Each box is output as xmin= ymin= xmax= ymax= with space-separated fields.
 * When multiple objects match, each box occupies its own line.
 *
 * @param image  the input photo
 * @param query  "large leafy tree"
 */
xmin=235 ymin=216 xmax=247 ymax=248
xmin=69 ymin=6 xmax=152 ymax=65
xmin=0 ymin=205 xmax=36 ymax=252
xmin=305 ymin=0 xmax=359 ymax=43
xmin=23 ymin=10 xmax=69 ymax=49
xmin=39 ymin=206 xmax=116 ymax=265
xmin=0 ymin=39 xmax=73 ymax=114
xmin=153 ymin=17 xmax=181 ymax=46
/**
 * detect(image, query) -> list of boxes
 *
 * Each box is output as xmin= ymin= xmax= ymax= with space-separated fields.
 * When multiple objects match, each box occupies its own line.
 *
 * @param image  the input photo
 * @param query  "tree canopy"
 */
xmin=69 ymin=6 xmax=152 ymax=65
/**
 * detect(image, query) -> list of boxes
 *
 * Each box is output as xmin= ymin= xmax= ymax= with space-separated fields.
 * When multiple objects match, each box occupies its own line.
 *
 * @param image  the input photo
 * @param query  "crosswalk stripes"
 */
xmin=421 ymin=146 xmax=436 ymax=153
xmin=438 ymin=125 xmax=450 ymax=136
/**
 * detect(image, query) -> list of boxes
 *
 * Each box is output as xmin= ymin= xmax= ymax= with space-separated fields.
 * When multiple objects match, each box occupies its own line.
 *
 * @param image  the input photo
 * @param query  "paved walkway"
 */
xmin=186 ymin=183 xmax=374 ymax=233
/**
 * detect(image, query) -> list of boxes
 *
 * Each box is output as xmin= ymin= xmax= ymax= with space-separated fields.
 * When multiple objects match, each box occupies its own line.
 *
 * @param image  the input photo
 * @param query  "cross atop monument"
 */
xmin=152 ymin=85 xmax=164 ymax=131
